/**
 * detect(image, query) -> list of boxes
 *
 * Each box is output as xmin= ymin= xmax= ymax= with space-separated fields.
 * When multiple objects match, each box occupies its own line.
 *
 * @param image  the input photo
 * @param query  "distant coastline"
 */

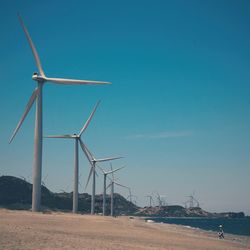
xmin=0 ymin=175 xmax=246 ymax=219
xmin=136 ymin=205 xmax=245 ymax=219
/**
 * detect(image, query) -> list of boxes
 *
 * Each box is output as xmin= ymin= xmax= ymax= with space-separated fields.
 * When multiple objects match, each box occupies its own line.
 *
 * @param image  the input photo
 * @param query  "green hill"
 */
xmin=0 ymin=175 xmax=138 ymax=215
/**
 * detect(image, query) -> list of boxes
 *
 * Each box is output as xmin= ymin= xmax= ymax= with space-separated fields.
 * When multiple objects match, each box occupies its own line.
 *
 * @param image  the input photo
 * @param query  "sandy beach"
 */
xmin=0 ymin=209 xmax=249 ymax=250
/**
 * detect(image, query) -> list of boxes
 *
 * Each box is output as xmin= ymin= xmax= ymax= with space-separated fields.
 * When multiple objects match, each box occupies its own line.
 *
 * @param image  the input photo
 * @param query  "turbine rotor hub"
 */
xmin=32 ymin=72 xmax=45 ymax=82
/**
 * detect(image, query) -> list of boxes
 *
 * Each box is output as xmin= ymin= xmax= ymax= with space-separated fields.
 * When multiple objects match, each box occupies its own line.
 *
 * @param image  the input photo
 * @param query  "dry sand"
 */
xmin=0 ymin=209 xmax=249 ymax=250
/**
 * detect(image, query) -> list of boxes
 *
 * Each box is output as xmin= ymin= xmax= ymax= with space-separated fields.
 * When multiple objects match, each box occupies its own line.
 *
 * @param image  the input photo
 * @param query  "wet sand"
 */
xmin=0 ymin=209 xmax=249 ymax=250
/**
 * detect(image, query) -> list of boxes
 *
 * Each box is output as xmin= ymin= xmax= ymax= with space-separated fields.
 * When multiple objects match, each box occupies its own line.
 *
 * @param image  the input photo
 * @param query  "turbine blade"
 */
xmin=79 ymin=139 xmax=94 ymax=164
xmin=96 ymin=164 xmax=105 ymax=174
xmin=85 ymin=167 xmax=93 ymax=190
xmin=106 ymin=183 xmax=112 ymax=190
xmin=45 ymin=77 xmax=111 ymax=85
xmin=80 ymin=145 xmax=92 ymax=165
xmin=107 ymin=166 xmax=125 ymax=175
xmin=95 ymin=156 xmax=123 ymax=163
xmin=9 ymin=88 xmax=38 ymax=143
xmin=114 ymin=181 xmax=129 ymax=190
xmin=79 ymin=100 xmax=100 ymax=136
xmin=43 ymin=174 xmax=48 ymax=182
xmin=107 ymin=176 xmax=113 ymax=182
xmin=18 ymin=14 xmax=45 ymax=76
xmin=44 ymin=134 xmax=74 ymax=139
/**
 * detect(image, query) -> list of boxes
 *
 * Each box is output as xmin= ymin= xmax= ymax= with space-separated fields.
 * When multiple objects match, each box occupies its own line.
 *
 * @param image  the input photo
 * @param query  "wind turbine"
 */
xmin=44 ymin=101 xmax=100 ymax=213
xmin=146 ymin=194 xmax=154 ymax=207
xmin=9 ymin=15 xmax=110 ymax=212
xmin=127 ymin=190 xmax=132 ymax=203
xmin=97 ymin=165 xmax=125 ymax=216
xmin=186 ymin=191 xmax=200 ymax=208
xmin=160 ymin=195 xmax=167 ymax=206
xmin=154 ymin=192 xmax=162 ymax=208
xmin=107 ymin=165 xmax=130 ymax=217
xmin=154 ymin=192 xmax=167 ymax=208
xmin=81 ymin=142 xmax=123 ymax=215
xmin=127 ymin=193 xmax=137 ymax=205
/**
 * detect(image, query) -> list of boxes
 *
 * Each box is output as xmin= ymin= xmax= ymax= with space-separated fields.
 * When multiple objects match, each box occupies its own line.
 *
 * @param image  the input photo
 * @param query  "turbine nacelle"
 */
xmin=73 ymin=133 xmax=80 ymax=138
xmin=32 ymin=72 xmax=45 ymax=82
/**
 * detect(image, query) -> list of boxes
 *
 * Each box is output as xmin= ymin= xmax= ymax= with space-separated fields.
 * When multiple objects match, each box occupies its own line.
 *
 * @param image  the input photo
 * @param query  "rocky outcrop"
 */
xmin=135 ymin=205 xmax=245 ymax=218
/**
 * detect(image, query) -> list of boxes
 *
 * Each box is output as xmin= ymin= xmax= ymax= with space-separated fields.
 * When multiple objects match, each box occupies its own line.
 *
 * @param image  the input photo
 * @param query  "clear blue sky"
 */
xmin=0 ymin=0 xmax=250 ymax=214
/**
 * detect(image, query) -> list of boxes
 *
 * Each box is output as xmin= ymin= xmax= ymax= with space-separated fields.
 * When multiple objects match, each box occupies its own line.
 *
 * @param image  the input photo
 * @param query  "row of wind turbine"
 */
xmin=106 ymin=164 xmax=130 ymax=216
xmin=9 ymin=15 xmax=110 ymax=212
xmin=44 ymin=101 xmax=101 ymax=213
xmin=97 ymin=164 xmax=125 ymax=216
xmin=80 ymin=142 xmax=123 ymax=214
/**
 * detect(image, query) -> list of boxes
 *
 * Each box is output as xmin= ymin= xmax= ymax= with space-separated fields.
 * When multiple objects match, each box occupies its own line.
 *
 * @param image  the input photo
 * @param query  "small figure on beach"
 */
xmin=218 ymin=225 xmax=224 ymax=239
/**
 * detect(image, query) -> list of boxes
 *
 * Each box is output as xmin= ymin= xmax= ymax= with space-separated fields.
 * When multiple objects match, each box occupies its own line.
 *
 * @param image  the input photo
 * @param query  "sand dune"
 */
xmin=0 ymin=209 xmax=249 ymax=250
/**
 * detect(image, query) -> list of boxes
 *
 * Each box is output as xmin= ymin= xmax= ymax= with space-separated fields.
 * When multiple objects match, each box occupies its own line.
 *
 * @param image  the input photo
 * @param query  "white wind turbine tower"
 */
xmin=126 ymin=189 xmax=133 ymax=203
xmin=97 ymin=165 xmax=125 ymax=216
xmin=81 ymin=142 xmax=122 ymax=215
xmin=9 ymin=15 xmax=110 ymax=212
xmin=44 ymin=101 xmax=100 ymax=213
xmin=126 ymin=188 xmax=136 ymax=203
xmin=107 ymin=165 xmax=130 ymax=217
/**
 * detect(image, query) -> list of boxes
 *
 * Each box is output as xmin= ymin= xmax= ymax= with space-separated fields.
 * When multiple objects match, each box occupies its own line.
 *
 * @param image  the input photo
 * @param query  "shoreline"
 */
xmin=141 ymin=216 xmax=250 ymax=237
xmin=142 ymin=217 xmax=250 ymax=248
xmin=1 ymin=209 xmax=250 ymax=249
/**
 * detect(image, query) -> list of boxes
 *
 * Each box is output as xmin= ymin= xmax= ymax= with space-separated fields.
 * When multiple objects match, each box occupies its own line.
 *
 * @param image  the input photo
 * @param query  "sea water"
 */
xmin=150 ymin=217 xmax=250 ymax=236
